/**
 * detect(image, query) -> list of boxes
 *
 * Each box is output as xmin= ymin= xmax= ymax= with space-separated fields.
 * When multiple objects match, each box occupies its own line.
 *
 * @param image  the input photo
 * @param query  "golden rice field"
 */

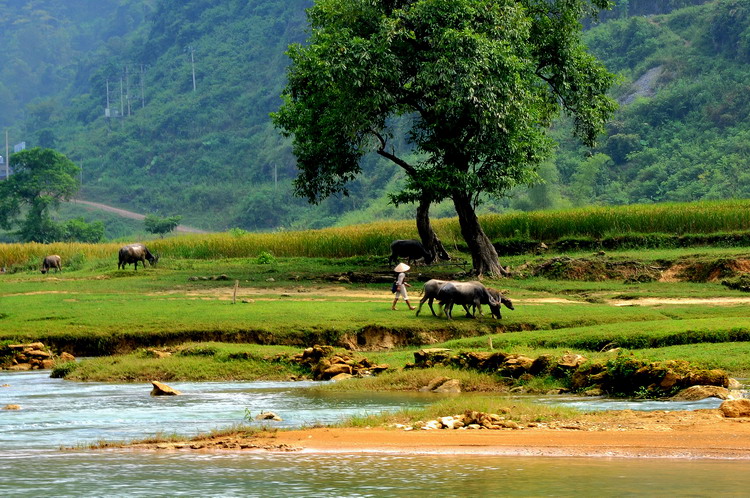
xmin=3 ymin=199 xmax=750 ymax=267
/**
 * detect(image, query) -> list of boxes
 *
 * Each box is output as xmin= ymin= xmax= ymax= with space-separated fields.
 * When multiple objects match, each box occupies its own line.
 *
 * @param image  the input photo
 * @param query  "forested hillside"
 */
xmin=5 ymin=0 xmax=750 ymax=234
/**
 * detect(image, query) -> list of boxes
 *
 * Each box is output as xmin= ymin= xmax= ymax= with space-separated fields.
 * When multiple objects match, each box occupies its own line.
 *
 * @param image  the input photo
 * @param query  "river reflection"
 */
xmin=3 ymin=370 xmax=750 ymax=497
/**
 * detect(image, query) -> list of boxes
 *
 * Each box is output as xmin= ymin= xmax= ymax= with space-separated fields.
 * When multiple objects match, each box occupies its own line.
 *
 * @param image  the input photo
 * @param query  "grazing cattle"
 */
xmin=118 ymin=244 xmax=159 ymax=271
xmin=478 ymin=287 xmax=514 ymax=319
xmin=436 ymin=281 xmax=502 ymax=320
xmin=41 ymin=255 xmax=62 ymax=274
xmin=389 ymin=239 xmax=435 ymax=266
xmin=416 ymin=279 xmax=450 ymax=317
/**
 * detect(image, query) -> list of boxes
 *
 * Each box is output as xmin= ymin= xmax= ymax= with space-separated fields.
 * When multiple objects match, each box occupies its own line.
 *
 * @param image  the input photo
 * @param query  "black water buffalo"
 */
xmin=416 ymin=279 xmax=451 ymax=317
xmin=389 ymin=239 xmax=441 ymax=265
xmin=436 ymin=281 xmax=502 ymax=320
xmin=118 ymin=244 xmax=159 ymax=270
xmin=41 ymin=255 xmax=61 ymax=274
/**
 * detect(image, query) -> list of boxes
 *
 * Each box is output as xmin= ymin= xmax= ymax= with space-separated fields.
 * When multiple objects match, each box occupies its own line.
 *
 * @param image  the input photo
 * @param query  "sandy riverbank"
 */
xmin=126 ymin=409 xmax=750 ymax=459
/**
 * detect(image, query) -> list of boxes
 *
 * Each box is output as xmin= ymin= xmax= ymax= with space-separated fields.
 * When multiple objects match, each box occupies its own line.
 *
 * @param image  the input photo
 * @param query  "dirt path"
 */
xmin=127 ymin=409 xmax=750 ymax=459
xmin=68 ymin=199 xmax=208 ymax=234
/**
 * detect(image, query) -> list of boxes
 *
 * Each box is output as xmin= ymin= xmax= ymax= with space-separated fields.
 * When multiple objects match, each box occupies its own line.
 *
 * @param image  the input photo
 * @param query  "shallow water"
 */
xmin=3 ymin=370 xmax=750 ymax=497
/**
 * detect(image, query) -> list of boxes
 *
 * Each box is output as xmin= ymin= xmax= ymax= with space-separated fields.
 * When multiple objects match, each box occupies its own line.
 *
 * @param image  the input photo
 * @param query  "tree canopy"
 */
xmin=144 ymin=214 xmax=182 ymax=237
xmin=274 ymin=0 xmax=617 ymax=275
xmin=0 ymin=147 xmax=80 ymax=242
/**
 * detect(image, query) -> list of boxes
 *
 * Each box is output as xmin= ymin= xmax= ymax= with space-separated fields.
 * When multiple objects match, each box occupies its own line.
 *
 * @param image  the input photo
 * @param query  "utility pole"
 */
xmin=140 ymin=64 xmax=145 ymax=108
xmin=4 ymin=130 xmax=8 ymax=180
xmin=125 ymin=66 xmax=131 ymax=116
xmin=190 ymin=46 xmax=196 ymax=92
xmin=120 ymin=77 xmax=124 ymax=117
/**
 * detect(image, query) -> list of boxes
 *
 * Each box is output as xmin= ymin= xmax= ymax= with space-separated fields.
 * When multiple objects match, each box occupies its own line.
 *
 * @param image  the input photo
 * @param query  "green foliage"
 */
xmin=144 ymin=214 xmax=182 ymax=237
xmin=0 ymin=147 xmax=81 ymax=242
xmin=59 ymin=218 xmax=105 ymax=243
xmin=50 ymin=361 xmax=79 ymax=379
xmin=256 ymin=251 xmax=276 ymax=265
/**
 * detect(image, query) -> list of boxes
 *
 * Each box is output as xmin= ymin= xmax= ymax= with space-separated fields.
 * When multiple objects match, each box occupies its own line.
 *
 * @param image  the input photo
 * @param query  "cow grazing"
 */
xmin=416 ymin=279 xmax=450 ymax=317
xmin=41 ymin=255 xmax=62 ymax=274
xmin=389 ymin=239 xmax=436 ymax=266
xmin=436 ymin=281 xmax=502 ymax=320
xmin=118 ymin=244 xmax=159 ymax=271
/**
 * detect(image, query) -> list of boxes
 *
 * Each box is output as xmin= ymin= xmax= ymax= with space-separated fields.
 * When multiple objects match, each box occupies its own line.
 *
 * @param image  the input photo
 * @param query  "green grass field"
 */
xmin=4 ymin=240 xmax=750 ymax=382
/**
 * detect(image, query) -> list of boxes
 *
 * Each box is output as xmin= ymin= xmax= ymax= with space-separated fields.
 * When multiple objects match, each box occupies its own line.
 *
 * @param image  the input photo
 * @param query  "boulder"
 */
xmin=255 ymin=411 xmax=282 ymax=421
xmin=671 ymin=385 xmax=730 ymax=401
xmin=728 ymin=378 xmax=744 ymax=390
xmin=432 ymin=379 xmax=461 ymax=393
xmin=322 ymin=363 xmax=353 ymax=378
xmin=150 ymin=381 xmax=181 ymax=396
xmin=687 ymin=369 xmax=729 ymax=388
xmin=8 ymin=363 xmax=31 ymax=371
xmin=557 ymin=354 xmax=586 ymax=369
xmin=720 ymin=399 xmax=750 ymax=418
xmin=26 ymin=349 xmax=51 ymax=358
xmin=41 ymin=359 xmax=55 ymax=369
xmin=659 ymin=370 xmax=681 ymax=389
xmin=59 ymin=352 xmax=76 ymax=363
xmin=3 ymin=404 xmax=20 ymax=410
xmin=420 ymin=376 xmax=450 ymax=392
xmin=330 ymin=373 xmax=353 ymax=382
xmin=529 ymin=354 xmax=555 ymax=375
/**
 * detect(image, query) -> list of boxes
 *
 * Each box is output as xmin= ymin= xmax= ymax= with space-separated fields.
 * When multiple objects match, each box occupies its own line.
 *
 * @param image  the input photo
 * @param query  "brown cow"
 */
xmin=41 ymin=255 xmax=62 ymax=274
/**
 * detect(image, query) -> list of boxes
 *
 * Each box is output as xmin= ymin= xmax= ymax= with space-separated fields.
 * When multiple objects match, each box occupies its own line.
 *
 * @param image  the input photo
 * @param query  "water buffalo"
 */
xmin=118 ymin=244 xmax=159 ymax=271
xmin=436 ymin=281 xmax=502 ymax=320
xmin=416 ymin=279 xmax=450 ymax=317
xmin=389 ymin=239 xmax=444 ymax=265
xmin=41 ymin=255 xmax=61 ymax=274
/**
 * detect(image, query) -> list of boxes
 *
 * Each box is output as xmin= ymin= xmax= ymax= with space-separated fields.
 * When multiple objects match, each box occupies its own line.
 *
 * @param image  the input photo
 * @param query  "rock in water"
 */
xmin=671 ymin=385 xmax=729 ymax=401
xmin=150 ymin=381 xmax=181 ymax=396
xmin=255 ymin=411 xmax=282 ymax=421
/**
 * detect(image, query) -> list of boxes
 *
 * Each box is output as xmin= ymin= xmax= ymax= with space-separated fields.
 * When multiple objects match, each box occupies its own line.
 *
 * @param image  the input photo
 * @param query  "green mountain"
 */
xmin=5 ymin=0 xmax=750 ymax=235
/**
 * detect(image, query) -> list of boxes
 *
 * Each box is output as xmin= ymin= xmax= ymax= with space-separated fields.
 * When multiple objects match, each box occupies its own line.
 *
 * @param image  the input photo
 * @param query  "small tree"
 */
xmin=0 ymin=147 xmax=80 ymax=243
xmin=144 ymin=214 xmax=182 ymax=237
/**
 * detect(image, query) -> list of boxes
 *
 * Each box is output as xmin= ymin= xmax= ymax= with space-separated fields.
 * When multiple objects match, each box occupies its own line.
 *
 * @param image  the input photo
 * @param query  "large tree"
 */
xmin=273 ymin=0 xmax=616 ymax=276
xmin=0 ymin=147 xmax=80 ymax=243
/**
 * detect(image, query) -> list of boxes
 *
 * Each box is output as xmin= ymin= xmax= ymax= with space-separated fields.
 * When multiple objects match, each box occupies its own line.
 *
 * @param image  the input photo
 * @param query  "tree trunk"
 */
xmin=452 ymin=191 xmax=508 ymax=277
xmin=416 ymin=194 xmax=450 ymax=262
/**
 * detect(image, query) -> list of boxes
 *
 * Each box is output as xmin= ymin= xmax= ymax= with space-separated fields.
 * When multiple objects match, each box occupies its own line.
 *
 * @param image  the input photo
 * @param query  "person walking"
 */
xmin=391 ymin=262 xmax=416 ymax=310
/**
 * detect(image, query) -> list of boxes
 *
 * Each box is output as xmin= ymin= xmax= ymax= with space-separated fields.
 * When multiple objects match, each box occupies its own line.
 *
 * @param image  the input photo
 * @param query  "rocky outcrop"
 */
xmin=405 ymin=410 xmax=521 ymax=431
xmin=276 ymin=345 xmax=389 ymax=381
xmin=1 ymin=342 xmax=74 ymax=370
xmin=2 ymin=404 xmax=21 ymax=410
xmin=150 ymin=381 xmax=181 ymax=396
xmin=418 ymin=377 xmax=461 ymax=393
xmin=671 ymin=385 xmax=730 ymax=401
xmin=405 ymin=349 xmax=735 ymax=399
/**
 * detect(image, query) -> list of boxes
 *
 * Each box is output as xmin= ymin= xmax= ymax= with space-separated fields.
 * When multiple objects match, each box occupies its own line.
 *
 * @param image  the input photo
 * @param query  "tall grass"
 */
xmin=4 ymin=199 xmax=750 ymax=266
xmin=475 ymin=200 xmax=750 ymax=241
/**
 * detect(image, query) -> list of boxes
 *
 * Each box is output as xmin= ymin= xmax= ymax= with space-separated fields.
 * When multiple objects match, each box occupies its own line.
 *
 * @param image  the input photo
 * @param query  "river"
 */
xmin=2 ymin=370 xmax=750 ymax=497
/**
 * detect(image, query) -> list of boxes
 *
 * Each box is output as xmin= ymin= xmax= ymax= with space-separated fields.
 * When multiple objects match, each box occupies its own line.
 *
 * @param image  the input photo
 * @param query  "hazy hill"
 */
xmin=6 ymin=0 xmax=750 ymax=236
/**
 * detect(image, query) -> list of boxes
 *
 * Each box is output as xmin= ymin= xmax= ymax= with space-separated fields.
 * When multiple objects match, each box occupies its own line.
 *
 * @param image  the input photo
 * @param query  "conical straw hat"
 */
xmin=393 ymin=263 xmax=410 ymax=273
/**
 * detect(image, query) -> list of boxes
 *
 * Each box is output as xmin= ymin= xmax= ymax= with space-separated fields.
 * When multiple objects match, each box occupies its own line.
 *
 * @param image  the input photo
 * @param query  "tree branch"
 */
xmin=371 ymin=130 xmax=418 ymax=177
